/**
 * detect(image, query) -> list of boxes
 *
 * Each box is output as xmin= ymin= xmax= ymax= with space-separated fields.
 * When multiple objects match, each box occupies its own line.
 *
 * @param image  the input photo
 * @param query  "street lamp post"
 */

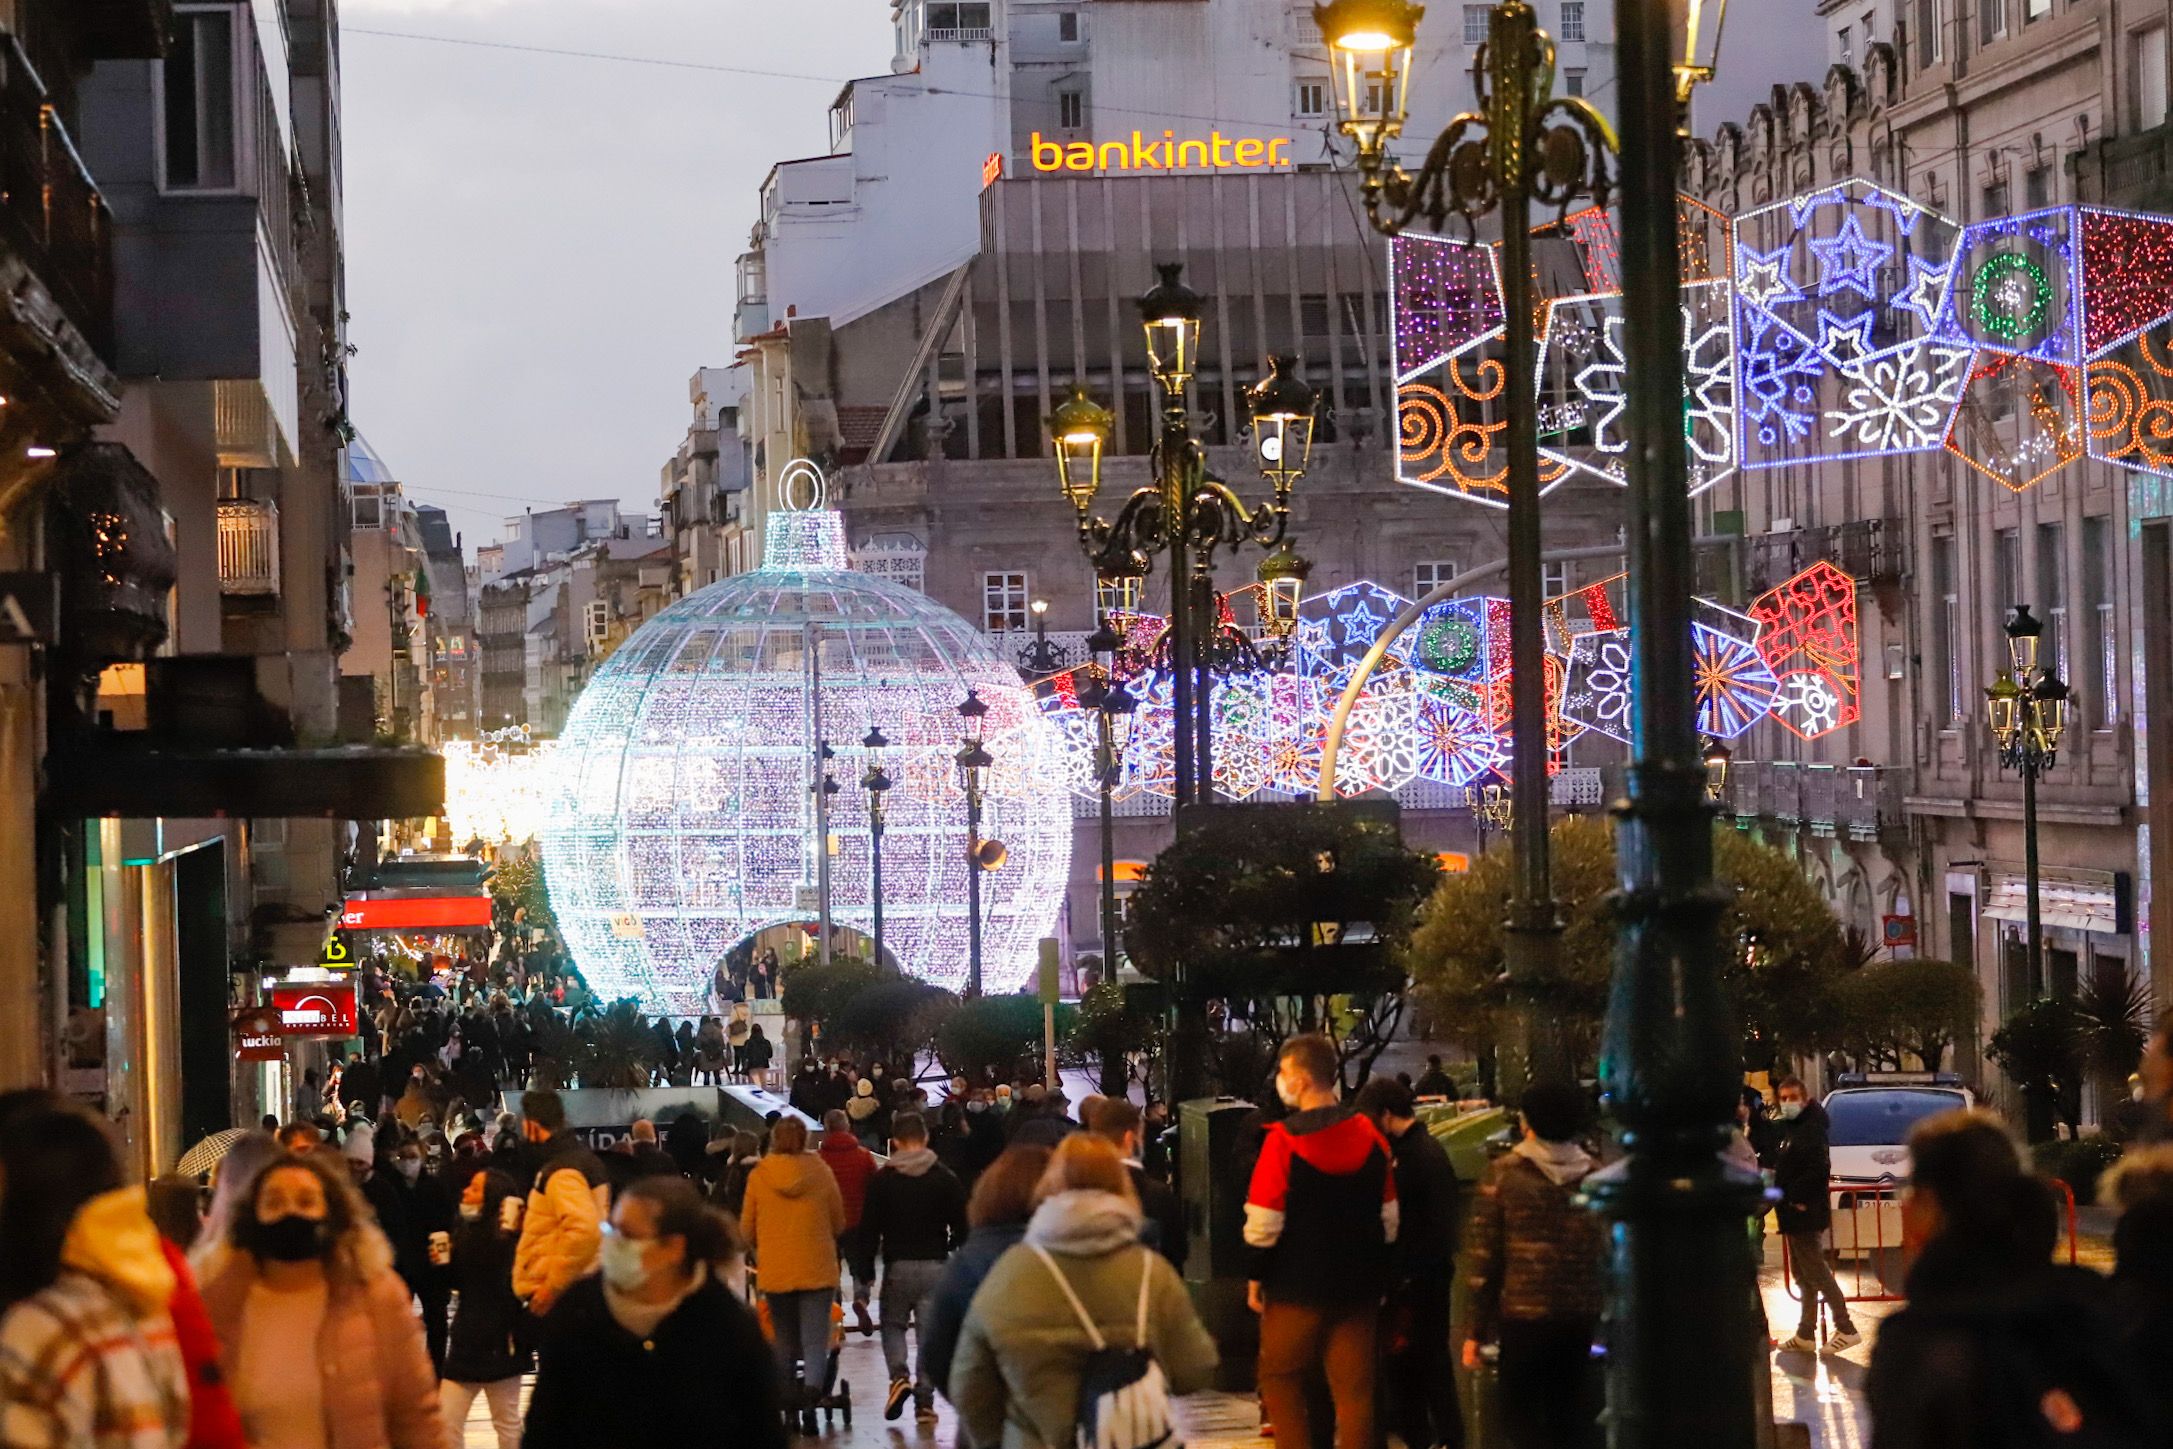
xmin=1315 ymin=0 xmax=1615 ymax=1084
xmin=862 ymin=726 xmax=892 ymax=974
xmin=1702 ymin=737 xmax=1733 ymax=805
xmin=955 ymin=690 xmax=993 ymax=998
xmin=1021 ymin=598 xmax=1065 ymax=675
xmin=1985 ymin=605 xmax=2071 ymax=998
xmin=1083 ymin=617 xmax=1139 ymax=977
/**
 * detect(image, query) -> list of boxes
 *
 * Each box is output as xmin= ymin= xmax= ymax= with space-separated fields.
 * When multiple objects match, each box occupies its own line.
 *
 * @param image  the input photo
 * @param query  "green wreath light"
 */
xmin=1419 ymin=614 xmax=1481 ymax=673
xmin=1971 ymin=251 xmax=2052 ymax=344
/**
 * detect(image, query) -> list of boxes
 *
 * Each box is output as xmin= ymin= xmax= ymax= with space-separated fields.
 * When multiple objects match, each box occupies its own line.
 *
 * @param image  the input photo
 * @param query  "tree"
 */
xmin=1987 ymin=996 xmax=2086 ymax=1142
xmin=937 ymin=992 xmax=1077 ymax=1084
xmin=1405 ymin=818 xmax=1857 ymax=1078
xmin=578 ymin=999 xmax=661 ymax=1089
xmin=2075 ymin=967 xmax=2152 ymax=1109
xmin=492 ymin=852 xmax=558 ymax=941
xmin=831 ymin=978 xmax=957 ymax=1068
xmin=779 ymin=957 xmax=883 ymax=1043
xmin=1069 ymin=981 xmax=1159 ymax=1096
xmin=1836 ymin=959 xmax=1980 ymax=1071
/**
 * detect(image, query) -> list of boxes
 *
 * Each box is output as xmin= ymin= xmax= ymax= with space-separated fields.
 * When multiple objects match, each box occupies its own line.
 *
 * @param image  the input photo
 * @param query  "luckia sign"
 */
xmin=1030 ymin=130 xmax=1296 ymax=174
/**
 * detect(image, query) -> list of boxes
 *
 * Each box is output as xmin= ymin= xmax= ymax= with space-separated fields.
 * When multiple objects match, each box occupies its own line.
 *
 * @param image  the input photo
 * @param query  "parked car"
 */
xmin=1824 ymin=1078 xmax=1973 ymax=1258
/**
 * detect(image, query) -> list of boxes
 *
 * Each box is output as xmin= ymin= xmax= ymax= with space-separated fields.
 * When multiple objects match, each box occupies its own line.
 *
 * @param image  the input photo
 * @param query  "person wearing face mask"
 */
xmin=194 ymin=1151 xmax=444 ymax=1449
xmin=511 ymin=1089 xmax=610 ymax=1321
xmin=438 ymin=1170 xmax=527 ymax=1449
xmin=1771 ymin=1077 xmax=1858 ymax=1353
xmin=522 ymin=1177 xmax=786 ymax=1449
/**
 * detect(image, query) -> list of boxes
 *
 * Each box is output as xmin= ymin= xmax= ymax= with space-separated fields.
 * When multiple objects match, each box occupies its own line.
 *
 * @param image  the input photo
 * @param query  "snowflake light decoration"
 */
xmin=1748 ymin=560 xmax=1861 ymax=742
xmin=541 ymin=498 xmax=1071 ymax=1009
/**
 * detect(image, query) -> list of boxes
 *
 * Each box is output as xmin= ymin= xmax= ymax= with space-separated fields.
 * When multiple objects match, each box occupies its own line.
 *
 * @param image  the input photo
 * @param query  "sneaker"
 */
xmin=854 ymin=1301 xmax=876 ymax=1336
xmin=1825 ymin=1329 xmax=1863 ymax=1353
xmin=885 ymin=1377 xmax=912 ymax=1421
xmin=798 ymin=1409 xmax=819 ymax=1437
xmin=1776 ymin=1334 xmax=1819 ymax=1353
xmin=915 ymin=1405 xmax=939 ymax=1428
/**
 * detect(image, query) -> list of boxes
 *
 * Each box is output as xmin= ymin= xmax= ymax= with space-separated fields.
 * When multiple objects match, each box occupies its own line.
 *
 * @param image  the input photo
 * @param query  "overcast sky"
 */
xmin=341 ymin=0 xmax=884 ymax=549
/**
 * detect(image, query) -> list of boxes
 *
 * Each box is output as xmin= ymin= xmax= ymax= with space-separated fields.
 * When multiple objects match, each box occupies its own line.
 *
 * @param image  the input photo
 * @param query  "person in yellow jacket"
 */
xmin=741 ymin=1116 xmax=846 ymax=1419
xmin=511 ymin=1090 xmax=610 ymax=1317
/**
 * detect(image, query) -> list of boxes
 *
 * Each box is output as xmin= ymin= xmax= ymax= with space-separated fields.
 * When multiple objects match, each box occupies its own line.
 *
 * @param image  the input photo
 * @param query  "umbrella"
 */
xmin=174 ymin=1127 xmax=251 ymax=1179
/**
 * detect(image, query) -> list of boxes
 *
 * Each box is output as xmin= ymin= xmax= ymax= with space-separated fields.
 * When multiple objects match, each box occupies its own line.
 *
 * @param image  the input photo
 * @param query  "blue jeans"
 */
xmin=879 ymin=1256 xmax=947 ymax=1408
xmin=767 ymin=1288 xmax=833 ymax=1398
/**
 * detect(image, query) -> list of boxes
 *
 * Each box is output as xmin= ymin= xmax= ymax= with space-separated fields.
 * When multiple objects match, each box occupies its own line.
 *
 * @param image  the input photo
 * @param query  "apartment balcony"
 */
xmin=73 ymin=2 xmax=176 ymax=60
xmin=1743 ymin=518 xmax=1905 ymax=597
xmin=1723 ymin=760 xmax=1911 ymax=841
xmin=217 ymin=497 xmax=281 ymax=597
xmin=2073 ymin=123 xmax=2173 ymax=212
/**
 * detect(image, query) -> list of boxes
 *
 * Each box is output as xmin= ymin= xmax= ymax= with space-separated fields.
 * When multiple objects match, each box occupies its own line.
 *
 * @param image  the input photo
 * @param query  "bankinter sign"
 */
xmin=1030 ymin=131 xmax=1294 ymax=175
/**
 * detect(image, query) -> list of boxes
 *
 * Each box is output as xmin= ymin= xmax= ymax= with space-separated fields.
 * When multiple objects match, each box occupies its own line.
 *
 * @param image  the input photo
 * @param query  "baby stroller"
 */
xmin=756 ymin=1292 xmax=852 ymax=1430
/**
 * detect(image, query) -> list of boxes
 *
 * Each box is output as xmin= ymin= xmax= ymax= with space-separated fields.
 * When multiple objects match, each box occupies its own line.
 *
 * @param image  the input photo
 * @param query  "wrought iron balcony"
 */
xmin=0 ymin=33 xmax=115 ymax=358
xmin=1721 ymin=759 xmax=1910 ymax=840
xmin=217 ymin=497 xmax=281 ymax=597
xmin=1744 ymin=518 xmax=1904 ymax=596
xmin=2074 ymin=122 xmax=2173 ymax=212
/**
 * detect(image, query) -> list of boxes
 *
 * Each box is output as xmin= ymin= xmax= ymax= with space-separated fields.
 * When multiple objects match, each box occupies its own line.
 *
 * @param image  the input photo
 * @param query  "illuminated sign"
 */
xmin=338 ymin=895 xmax=494 ymax=932
xmin=231 ymin=1005 xmax=286 ymax=1061
xmin=318 ymin=931 xmax=356 ymax=971
xmin=982 ymin=152 xmax=1003 ymax=190
xmin=1030 ymin=131 xmax=1294 ymax=175
xmin=269 ymin=982 xmax=358 ymax=1039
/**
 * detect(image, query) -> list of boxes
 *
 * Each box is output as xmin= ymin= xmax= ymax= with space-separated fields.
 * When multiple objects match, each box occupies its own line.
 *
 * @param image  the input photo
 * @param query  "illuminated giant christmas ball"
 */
xmin=540 ymin=482 xmax=1071 ymax=1013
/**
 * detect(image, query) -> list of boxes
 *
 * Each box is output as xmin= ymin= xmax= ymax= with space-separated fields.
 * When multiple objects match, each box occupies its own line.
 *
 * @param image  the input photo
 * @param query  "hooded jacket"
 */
xmin=195 ymin=1226 xmax=444 ymax=1449
xmin=0 ymin=1188 xmax=192 ymax=1449
xmin=740 ymin=1151 xmax=846 ymax=1293
xmin=512 ymin=1131 xmax=611 ymax=1308
xmin=862 ymin=1147 xmax=969 ymax=1264
xmin=1773 ymin=1101 xmax=1833 ymax=1234
xmin=818 ymin=1130 xmax=879 ymax=1228
xmin=1463 ymin=1138 xmax=1605 ymax=1339
xmin=950 ymin=1190 xmax=1218 ymax=1449
xmin=920 ymin=1220 xmax=1028 ymax=1402
xmin=1242 ymin=1105 xmax=1399 ymax=1307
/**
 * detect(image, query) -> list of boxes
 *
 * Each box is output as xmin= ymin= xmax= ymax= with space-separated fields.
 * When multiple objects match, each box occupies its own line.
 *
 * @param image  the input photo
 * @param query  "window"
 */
xmin=1917 ymin=0 xmax=1942 ymax=68
xmin=1979 ymin=0 xmax=2004 ymax=46
xmin=1414 ymin=560 xmax=1461 ymax=596
xmin=163 ymin=5 xmax=238 ymax=191
xmin=982 ymin=573 xmax=1030 ymax=632
xmin=1863 ymin=9 xmax=1877 ymax=41
xmin=2083 ymin=515 xmax=2116 ymax=726
xmin=1543 ymin=560 xmax=1569 ymax=599
xmin=1564 ymin=68 xmax=1586 ymax=96
xmin=1981 ymin=180 xmax=2009 ymax=220
xmin=1295 ymin=80 xmax=1328 ymax=117
xmin=1559 ymin=1 xmax=1586 ymax=42
xmin=1464 ymin=5 xmax=1491 ymax=45
xmin=1993 ymin=527 xmax=2021 ymax=615
xmin=1933 ymin=533 xmax=1962 ymax=723
xmin=2025 ymin=0 xmax=2050 ymax=19
xmin=1057 ymin=91 xmax=1083 ymax=130
xmin=1059 ymin=10 xmax=1079 ymax=41
xmin=2137 ymin=27 xmax=2168 ymax=131
xmin=2037 ymin=521 xmax=2067 ymax=686
xmin=1839 ymin=25 xmax=1853 ymax=61
xmin=2026 ymin=164 xmax=2052 ymax=208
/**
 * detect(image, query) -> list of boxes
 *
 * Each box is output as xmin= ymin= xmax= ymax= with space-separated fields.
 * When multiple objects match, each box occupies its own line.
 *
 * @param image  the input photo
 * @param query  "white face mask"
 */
xmin=600 ymin=1233 xmax=652 ymax=1292
xmin=397 ymin=1158 xmax=423 ymax=1182
xmin=1777 ymin=1100 xmax=1804 ymax=1121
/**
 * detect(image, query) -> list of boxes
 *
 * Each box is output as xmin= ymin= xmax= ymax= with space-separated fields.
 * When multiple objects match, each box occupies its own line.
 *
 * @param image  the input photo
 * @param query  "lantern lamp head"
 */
xmin=2004 ymin=605 xmax=2043 ymax=676
xmin=1049 ymin=388 xmax=1114 ymax=519
xmin=1139 ymin=264 xmax=1205 ymax=393
xmin=1255 ymin=543 xmax=1314 ymax=638
xmin=1701 ymin=737 xmax=1733 ymax=801
xmin=1313 ymin=0 xmax=1421 ymax=158
xmin=1247 ymin=355 xmax=1318 ymax=497
xmin=1984 ymin=669 xmax=2023 ymax=746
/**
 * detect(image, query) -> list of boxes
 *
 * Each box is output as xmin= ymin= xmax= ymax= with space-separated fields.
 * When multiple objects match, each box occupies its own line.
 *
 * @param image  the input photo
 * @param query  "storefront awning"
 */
xmin=339 ymin=895 xmax=493 ymax=933
xmin=1979 ymin=869 xmax=2123 ymax=934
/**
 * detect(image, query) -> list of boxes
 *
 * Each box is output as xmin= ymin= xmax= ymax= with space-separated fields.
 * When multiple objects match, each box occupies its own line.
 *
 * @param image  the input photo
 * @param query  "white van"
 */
xmin=1822 ymin=1078 xmax=1973 ymax=1258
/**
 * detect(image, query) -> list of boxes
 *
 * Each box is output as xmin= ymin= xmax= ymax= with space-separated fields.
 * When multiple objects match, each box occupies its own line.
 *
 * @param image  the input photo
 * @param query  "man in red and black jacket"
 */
xmin=1243 ymin=1033 xmax=1399 ymax=1449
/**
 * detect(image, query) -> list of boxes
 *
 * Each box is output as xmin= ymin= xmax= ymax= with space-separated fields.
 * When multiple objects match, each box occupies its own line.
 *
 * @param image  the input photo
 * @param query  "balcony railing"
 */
xmin=217 ymin=498 xmax=282 ymax=597
xmin=926 ymin=26 xmax=994 ymax=41
xmin=2074 ymin=122 xmax=2173 ymax=210
xmin=1723 ymin=760 xmax=1910 ymax=839
xmin=1744 ymin=518 xmax=1904 ymax=597
xmin=0 ymin=35 xmax=115 ymax=356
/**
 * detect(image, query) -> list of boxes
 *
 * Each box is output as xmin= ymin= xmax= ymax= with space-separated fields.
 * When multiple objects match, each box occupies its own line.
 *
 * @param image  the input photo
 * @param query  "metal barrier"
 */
xmin=1776 ymin=1176 xmax=2080 ymax=1308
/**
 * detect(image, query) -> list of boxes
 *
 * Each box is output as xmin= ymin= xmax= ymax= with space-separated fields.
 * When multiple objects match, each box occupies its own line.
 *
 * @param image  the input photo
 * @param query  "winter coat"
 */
xmin=195 ymin=1229 xmax=445 ymax=1449
xmin=744 ymin=1033 xmax=774 ymax=1071
xmin=920 ymin=1221 xmax=1027 ymax=1402
xmin=442 ymin=1219 xmax=527 ymax=1383
xmin=521 ymin=1274 xmax=787 ymax=1449
xmin=1129 ymin=1163 xmax=1187 ymax=1275
xmin=862 ymin=1148 xmax=969 ymax=1264
xmin=0 ymin=1188 xmax=192 ymax=1449
xmin=740 ymin=1151 xmax=846 ymax=1293
xmin=1773 ymin=1102 xmax=1834 ymax=1235
xmin=951 ymin=1190 xmax=1218 ymax=1449
xmin=710 ymin=1156 xmax=760 ymax=1220
xmin=818 ymin=1131 xmax=879 ymax=1229
xmin=1242 ymin=1105 xmax=1399 ymax=1308
xmin=157 ymin=1238 xmax=247 ymax=1449
xmin=1387 ymin=1121 xmax=1460 ymax=1274
xmin=512 ymin=1133 xmax=610 ymax=1307
xmin=1464 ymin=1139 xmax=1606 ymax=1339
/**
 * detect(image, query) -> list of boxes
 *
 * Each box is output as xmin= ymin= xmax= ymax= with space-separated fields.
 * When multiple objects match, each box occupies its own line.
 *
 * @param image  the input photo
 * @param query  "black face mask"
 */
xmin=250 ymin=1213 xmax=328 ymax=1263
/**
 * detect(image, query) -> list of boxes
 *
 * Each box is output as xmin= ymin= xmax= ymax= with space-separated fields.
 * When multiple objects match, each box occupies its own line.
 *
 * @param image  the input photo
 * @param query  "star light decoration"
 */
xmin=1032 ymin=564 xmax=1865 ymax=803
xmin=539 ymin=495 xmax=1071 ymax=1011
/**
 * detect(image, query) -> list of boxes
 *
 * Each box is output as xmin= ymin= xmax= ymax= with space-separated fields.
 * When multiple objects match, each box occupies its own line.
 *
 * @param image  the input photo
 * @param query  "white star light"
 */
xmin=1736 ymin=244 xmax=1798 ymax=310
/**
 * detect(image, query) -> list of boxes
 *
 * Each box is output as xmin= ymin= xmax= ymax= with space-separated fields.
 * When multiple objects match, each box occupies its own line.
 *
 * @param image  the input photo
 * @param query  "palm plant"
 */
xmin=2075 ymin=968 xmax=2152 ymax=1109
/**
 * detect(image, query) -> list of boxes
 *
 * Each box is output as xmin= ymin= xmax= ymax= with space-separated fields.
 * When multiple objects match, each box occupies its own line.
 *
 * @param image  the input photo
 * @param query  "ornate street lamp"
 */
xmin=1985 ymin=604 xmax=2071 ymax=999
xmin=955 ymin=690 xmax=993 ymax=998
xmin=1255 ymin=543 xmax=1313 ymax=641
xmin=1702 ymin=737 xmax=1733 ymax=805
xmin=1246 ymin=355 xmax=1319 ymax=508
xmin=1020 ymin=598 xmax=1064 ymax=675
xmin=861 ymin=726 xmax=892 ymax=974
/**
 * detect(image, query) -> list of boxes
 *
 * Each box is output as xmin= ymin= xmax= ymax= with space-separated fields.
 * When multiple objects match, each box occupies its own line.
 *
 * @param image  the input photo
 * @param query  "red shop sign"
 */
xmin=270 ymin=982 xmax=358 ymax=1039
xmin=231 ymin=1005 xmax=287 ymax=1061
xmin=338 ymin=895 xmax=494 ymax=932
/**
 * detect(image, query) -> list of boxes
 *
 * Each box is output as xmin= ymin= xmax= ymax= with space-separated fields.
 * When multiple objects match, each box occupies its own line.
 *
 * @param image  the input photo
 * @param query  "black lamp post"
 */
xmin=1985 ymin=604 xmax=2071 ymax=998
xmin=1702 ymin=737 xmax=1733 ymax=805
xmin=955 ymin=690 xmax=993 ymax=998
xmin=1020 ymin=598 xmax=1064 ymax=675
xmin=862 ymin=726 xmax=892 ymax=974
xmin=1047 ymin=293 xmax=1317 ymax=809
xmin=1082 ymin=617 xmax=1139 ymax=976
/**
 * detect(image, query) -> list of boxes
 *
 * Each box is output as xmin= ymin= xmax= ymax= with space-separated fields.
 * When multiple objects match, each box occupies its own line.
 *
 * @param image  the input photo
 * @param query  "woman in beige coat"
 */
xmin=951 ymin=1135 xmax=1217 ymax=1449
xmin=195 ymin=1150 xmax=443 ymax=1449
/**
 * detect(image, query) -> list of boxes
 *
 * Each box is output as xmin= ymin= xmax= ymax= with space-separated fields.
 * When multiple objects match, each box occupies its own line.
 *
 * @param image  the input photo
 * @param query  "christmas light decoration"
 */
xmin=441 ymin=731 xmax=558 ymax=845
xmin=540 ymin=485 xmax=1071 ymax=1011
xmin=1748 ymin=560 xmax=1861 ymax=741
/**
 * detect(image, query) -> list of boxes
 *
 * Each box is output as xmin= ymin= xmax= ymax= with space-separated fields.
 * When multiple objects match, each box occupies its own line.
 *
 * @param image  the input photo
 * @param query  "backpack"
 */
xmin=1028 ymin=1244 xmax=1180 ymax=1449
